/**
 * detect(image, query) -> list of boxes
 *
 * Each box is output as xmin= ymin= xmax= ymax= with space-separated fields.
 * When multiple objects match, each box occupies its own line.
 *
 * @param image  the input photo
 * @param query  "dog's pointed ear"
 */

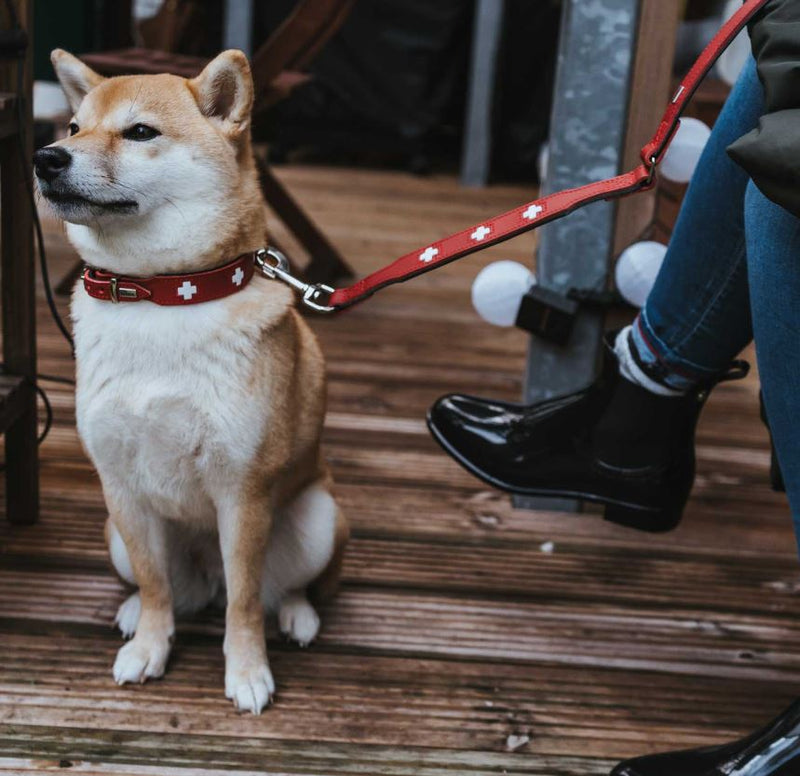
xmin=51 ymin=49 xmax=106 ymax=114
xmin=188 ymin=50 xmax=254 ymax=135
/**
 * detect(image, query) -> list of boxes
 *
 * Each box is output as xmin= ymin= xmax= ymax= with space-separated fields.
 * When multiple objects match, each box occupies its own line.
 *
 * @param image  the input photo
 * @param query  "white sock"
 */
xmin=614 ymin=326 xmax=685 ymax=397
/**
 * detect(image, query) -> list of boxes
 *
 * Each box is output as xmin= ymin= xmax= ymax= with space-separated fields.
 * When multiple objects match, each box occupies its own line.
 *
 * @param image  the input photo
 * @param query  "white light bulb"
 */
xmin=33 ymin=81 xmax=69 ymax=121
xmin=661 ymin=118 xmax=712 ymax=184
xmin=717 ymin=0 xmax=750 ymax=86
xmin=615 ymin=241 xmax=667 ymax=308
xmin=471 ymin=261 xmax=536 ymax=327
xmin=537 ymin=143 xmax=550 ymax=182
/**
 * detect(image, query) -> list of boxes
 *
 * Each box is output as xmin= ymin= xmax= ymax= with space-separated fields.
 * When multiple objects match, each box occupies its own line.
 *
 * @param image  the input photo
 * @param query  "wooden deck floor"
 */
xmin=1 ymin=165 xmax=798 ymax=775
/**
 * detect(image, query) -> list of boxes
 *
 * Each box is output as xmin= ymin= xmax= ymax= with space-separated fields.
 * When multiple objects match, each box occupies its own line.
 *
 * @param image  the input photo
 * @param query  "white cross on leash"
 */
xmin=232 ymin=267 xmax=245 ymax=286
xmin=419 ymin=246 xmax=439 ymax=263
xmin=471 ymin=225 xmax=491 ymax=242
xmin=177 ymin=281 xmax=198 ymax=300
xmin=523 ymin=204 xmax=544 ymax=221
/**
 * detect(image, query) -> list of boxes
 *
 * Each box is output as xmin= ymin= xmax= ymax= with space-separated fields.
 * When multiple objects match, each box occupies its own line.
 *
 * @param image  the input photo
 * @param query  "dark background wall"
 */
xmin=31 ymin=0 xmax=560 ymax=182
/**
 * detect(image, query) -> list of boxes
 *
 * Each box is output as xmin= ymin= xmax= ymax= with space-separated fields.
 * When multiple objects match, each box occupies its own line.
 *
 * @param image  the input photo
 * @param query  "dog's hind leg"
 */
xmin=278 ymin=590 xmax=320 ymax=647
xmin=106 ymin=518 xmax=221 ymax=639
xmin=107 ymin=516 xmax=137 ymax=585
xmin=262 ymin=482 xmax=349 ymax=646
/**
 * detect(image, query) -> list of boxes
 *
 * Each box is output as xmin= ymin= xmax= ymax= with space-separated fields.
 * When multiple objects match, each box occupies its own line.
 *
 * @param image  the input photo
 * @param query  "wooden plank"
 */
xmin=0 ymin=729 xmax=614 ymax=775
xmin=3 ymin=531 xmax=800 ymax=620
xmin=0 ymin=631 xmax=795 ymax=758
xmin=2 ymin=568 xmax=800 ymax=684
xmin=613 ymin=0 xmax=682 ymax=253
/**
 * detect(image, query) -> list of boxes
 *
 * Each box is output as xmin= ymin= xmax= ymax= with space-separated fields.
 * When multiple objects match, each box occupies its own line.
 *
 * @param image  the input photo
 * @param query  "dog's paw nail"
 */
xmin=113 ymin=635 xmax=169 ymax=685
xmin=225 ymin=662 xmax=275 ymax=714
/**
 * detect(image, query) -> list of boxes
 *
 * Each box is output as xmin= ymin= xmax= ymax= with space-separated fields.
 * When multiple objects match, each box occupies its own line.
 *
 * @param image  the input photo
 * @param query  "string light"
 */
xmin=661 ymin=118 xmax=712 ymax=183
xmin=615 ymin=241 xmax=667 ymax=308
xmin=471 ymin=261 xmax=536 ymax=327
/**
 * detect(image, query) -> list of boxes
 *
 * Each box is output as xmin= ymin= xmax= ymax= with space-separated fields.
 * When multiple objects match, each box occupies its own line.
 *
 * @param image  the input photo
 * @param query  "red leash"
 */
xmin=261 ymin=0 xmax=769 ymax=312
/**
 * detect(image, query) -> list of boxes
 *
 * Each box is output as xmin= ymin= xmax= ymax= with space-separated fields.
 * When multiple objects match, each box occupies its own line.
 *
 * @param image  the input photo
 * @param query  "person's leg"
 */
xmin=627 ymin=58 xmax=765 ymax=391
xmin=428 ymin=59 xmax=767 ymax=529
xmin=428 ymin=60 xmax=766 ymax=523
xmin=745 ymin=180 xmax=800 ymax=547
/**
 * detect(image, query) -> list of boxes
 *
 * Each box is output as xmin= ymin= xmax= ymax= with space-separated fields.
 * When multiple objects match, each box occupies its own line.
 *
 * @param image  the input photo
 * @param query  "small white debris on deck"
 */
xmin=506 ymin=734 xmax=530 ymax=752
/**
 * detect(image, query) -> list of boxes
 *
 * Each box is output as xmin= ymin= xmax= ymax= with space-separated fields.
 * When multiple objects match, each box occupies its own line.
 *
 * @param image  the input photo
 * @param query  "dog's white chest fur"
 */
xmin=72 ymin=284 xmax=269 ymax=522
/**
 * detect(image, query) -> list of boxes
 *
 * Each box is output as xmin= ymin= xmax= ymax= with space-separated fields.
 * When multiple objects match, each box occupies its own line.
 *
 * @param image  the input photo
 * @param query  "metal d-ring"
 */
xmin=254 ymin=247 xmax=336 ymax=313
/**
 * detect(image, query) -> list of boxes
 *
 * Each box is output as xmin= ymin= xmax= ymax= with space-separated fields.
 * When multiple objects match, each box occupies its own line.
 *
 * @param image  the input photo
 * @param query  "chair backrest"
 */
xmin=81 ymin=0 xmax=357 ymax=103
xmin=250 ymin=0 xmax=357 ymax=98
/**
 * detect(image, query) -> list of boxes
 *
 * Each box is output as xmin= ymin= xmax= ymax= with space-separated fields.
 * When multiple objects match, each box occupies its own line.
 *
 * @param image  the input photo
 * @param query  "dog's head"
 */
xmin=35 ymin=49 xmax=254 ymax=229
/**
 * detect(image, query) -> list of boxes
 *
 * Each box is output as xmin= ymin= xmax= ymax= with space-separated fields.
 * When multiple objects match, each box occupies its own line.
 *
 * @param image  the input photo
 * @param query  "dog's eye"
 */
xmin=122 ymin=124 xmax=161 ymax=142
xmin=68 ymin=122 xmax=79 ymax=136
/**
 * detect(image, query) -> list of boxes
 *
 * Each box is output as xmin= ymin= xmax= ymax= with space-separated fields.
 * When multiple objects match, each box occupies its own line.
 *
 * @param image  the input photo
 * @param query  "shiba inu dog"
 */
xmin=34 ymin=49 xmax=349 ymax=714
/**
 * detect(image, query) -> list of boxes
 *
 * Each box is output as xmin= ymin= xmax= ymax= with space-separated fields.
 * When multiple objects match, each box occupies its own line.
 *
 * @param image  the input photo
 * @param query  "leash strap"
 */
xmin=261 ymin=0 xmax=769 ymax=312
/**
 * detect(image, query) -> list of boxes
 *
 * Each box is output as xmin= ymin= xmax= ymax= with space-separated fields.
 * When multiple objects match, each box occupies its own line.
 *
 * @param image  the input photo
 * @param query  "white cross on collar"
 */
xmin=177 ymin=280 xmax=198 ymax=300
xmin=523 ymin=204 xmax=544 ymax=221
xmin=232 ymin=267 xmax=245 ymax=286
xmin=471 ymin=225 xmax=491 ymax=242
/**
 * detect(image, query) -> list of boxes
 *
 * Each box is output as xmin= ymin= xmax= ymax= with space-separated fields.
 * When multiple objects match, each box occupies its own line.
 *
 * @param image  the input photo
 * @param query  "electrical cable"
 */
xmin=0 ymin=0 xmax=76 ymax=472
xmin=14 ymin=36 xmax=75 ymax=353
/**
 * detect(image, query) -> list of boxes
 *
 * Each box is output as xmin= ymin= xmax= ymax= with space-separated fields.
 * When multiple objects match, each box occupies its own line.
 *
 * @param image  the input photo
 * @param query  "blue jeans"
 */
xmin=631 ymin=58 xmax=800 ymax=545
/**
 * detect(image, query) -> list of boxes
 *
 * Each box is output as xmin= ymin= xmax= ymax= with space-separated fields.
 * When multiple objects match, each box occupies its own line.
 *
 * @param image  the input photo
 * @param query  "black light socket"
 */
xmin=515 ymin=285 xmax=579 ymax=346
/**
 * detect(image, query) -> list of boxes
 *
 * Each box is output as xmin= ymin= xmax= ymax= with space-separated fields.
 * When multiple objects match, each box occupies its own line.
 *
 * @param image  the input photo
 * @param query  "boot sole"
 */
xmin=427 ymin=416 xmax=682 ymax=533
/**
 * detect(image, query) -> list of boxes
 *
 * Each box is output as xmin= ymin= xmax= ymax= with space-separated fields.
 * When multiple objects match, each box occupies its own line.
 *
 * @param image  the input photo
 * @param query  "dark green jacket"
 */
xmin=728 ymin=0 xmax=800 ymax=216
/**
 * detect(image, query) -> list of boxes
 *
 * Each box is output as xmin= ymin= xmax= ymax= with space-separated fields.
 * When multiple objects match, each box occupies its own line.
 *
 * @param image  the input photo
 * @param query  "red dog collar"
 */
xmin=82 ymin=252 xmax=257 ymax=305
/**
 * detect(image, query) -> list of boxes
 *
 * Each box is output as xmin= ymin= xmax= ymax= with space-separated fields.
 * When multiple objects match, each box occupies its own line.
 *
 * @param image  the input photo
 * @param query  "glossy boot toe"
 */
xmin=611 ymin=700 xmax=800 ymax=776
xmin=427 ymin=334 xmax=748 ymax=533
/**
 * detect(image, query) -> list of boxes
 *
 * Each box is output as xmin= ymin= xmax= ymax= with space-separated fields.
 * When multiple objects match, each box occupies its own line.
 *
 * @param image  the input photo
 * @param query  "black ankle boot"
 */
xmin=611 ymin=699 xmax=800 ymax=775
xmin=426 ymin=333 xmax=748 ymax=533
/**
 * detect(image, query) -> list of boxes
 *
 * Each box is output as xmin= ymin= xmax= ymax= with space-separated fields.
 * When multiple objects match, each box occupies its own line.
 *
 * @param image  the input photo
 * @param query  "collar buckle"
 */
xmin=108 ymin=275 xmax=138 ymax=303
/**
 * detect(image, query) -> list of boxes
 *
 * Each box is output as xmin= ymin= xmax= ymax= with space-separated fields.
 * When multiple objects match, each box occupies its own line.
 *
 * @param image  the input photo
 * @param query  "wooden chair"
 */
xmin=1 ymin=0 xmax=38 ymax=524
xmin=57 ymin=0 xmax=355 ymax=293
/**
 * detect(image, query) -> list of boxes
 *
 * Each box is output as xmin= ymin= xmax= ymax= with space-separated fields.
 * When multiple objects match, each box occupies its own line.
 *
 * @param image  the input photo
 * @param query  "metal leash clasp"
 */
xmin=254 ymin=247 xmax=336 ymax=313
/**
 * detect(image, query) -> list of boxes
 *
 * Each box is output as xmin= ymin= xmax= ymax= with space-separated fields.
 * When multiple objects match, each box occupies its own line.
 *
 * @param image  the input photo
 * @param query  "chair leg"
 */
xmin=5 ymin=393 xmax=39 ymax=525
xmin=256 ymin=156 xmax=353 ymax=285
xmin=1 ymin=126 xmax=38 ymax=525
xmin=56 ymin=260 xmax=85 ymax=296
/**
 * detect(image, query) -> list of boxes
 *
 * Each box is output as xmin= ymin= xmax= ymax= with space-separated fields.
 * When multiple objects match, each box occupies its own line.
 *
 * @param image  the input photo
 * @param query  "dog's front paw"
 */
xmin=225 ymin=660 xmax=275 ymax=714
xmin=114 ymin=592 xmax=141 ymax=639
xmin=279 ymin=595 xmax=320 ymax=647
xmin=113 ymin=633 xmax=171 ymax=685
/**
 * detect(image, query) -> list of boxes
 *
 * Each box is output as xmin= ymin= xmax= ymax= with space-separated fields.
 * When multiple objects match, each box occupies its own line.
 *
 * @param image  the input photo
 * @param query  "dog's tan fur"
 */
xmin=45 ymin=49 xmax=348 ymax=713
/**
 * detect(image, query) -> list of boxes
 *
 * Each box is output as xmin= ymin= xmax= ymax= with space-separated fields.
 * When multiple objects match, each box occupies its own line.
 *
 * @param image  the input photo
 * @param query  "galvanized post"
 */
xmin=515 ymin=0 xmax=641 ymax=512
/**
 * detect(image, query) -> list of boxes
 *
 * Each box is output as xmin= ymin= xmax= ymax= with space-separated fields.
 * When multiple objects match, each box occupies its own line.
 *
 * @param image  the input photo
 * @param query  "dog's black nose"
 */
xmin=33 ymin=146 xmax=72 ymax=183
